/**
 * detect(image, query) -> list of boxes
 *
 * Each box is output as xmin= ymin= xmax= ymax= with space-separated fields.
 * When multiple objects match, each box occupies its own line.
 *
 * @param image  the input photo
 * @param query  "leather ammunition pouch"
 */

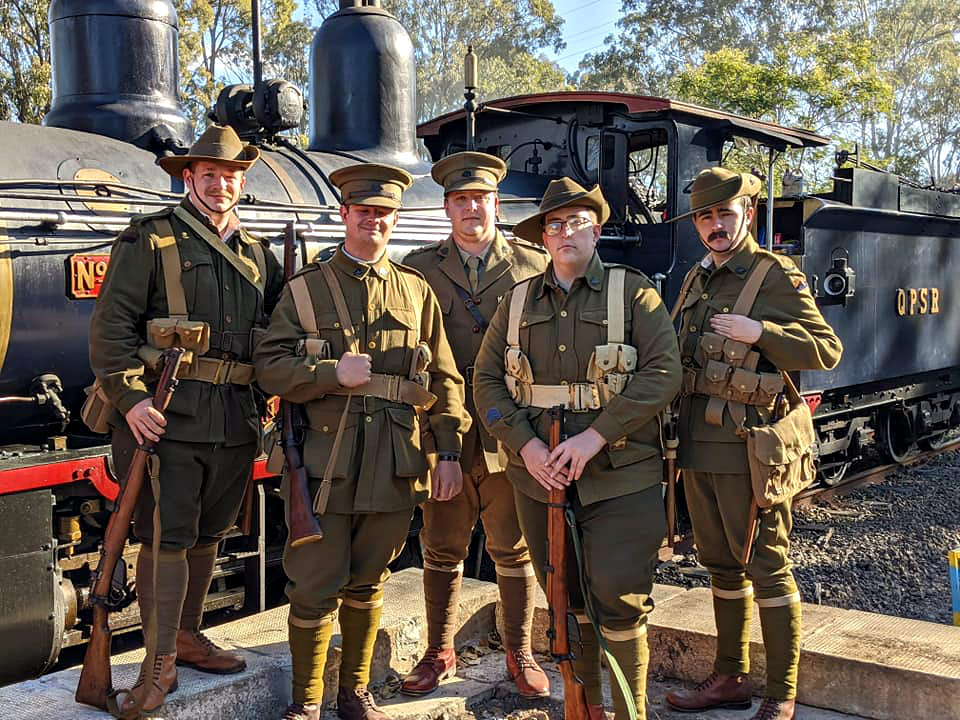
xmin=679 ymin=257 xmax=783 ymax=428
xmin=743 ymin=373 xmax=816 ymax=506
xmin=80 ymin=379 xmax=113 ymax=434
xmin=503 ymin=267 xmax=637 ymax=411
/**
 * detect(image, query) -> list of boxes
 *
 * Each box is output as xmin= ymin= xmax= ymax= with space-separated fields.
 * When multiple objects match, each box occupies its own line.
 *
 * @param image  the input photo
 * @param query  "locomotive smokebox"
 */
xmin=308 ymin=0 xmax=420 ymax=166
xmin=43 ymin=0 xmax=193 ymax=151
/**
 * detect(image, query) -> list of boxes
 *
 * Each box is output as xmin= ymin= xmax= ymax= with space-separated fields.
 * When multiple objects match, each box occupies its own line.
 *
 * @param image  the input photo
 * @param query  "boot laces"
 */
xmin=354 ymin=687 xmax=380 ymax=711
xmin=510 ymin=649 xmax=539 ymax=670
xmin=755 ymin=698 xmax=786 ymax=720
xmin=189 ymin=630 xmax=220 ymax=653
xmin=693 ymin=671 xmax=721 ymax=693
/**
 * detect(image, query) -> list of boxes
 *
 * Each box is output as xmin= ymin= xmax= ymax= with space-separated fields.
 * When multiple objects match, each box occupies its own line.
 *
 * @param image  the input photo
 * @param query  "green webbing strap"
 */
xmin=172 ymin=205 xmax=265 ymax=295
xmin=566 ymin=505 xmax=639 ymax=720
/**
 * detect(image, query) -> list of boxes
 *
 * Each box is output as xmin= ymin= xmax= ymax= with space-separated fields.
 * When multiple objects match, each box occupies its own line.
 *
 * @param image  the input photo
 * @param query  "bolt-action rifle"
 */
xmin=546 ymin=406 xmax=591 ymax=720
xmin=75 ymin=347 xmax=186 ymax=711
xmin=281 ymin=223 xmax=324 ymax=547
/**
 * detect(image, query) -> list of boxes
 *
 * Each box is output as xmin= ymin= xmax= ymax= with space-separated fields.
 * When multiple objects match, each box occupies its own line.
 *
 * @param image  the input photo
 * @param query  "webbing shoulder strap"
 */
xmin=248 ymin=240 xmax=267 ymax=288
xmin=318 ymin=262 xmax=360 ymax=355
xmin=506 ymin=279 xmax=532 ymax=349
xmin=289 ymin=275 xmax=318 ymax=337
xmin=732 ymin=256 xmax=775 ymax=315
xmin=607 ymin=267 xmax=626 ymax=344
xmin=151 ymin=218 xmax=188 ymax=319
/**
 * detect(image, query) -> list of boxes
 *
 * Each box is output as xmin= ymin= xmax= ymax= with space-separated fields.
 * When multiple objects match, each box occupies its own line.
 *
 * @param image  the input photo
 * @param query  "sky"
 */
xmin=543 ymin=0 xmax=623 ymax=74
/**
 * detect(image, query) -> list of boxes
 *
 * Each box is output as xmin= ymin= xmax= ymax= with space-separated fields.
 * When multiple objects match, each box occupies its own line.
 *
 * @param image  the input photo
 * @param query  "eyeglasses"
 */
xmin=543 ymin=216 xmax=594 ymax=237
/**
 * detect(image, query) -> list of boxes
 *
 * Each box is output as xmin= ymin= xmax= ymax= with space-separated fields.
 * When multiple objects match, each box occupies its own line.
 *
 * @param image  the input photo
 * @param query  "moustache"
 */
xmin=708 ymin=231 xmax=730 ymax=243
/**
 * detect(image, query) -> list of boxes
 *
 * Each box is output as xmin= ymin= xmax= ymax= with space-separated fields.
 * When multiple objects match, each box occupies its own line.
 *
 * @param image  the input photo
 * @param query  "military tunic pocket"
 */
xmin=605 ymin=439 xmax=658 ymax=469
xmin=386 ymin=406 xmax=428 ymax=478
xmin=302 ymin=406 xmax=358 ymax=481
xmin=179 ymin=255 xmax=216 ymax=320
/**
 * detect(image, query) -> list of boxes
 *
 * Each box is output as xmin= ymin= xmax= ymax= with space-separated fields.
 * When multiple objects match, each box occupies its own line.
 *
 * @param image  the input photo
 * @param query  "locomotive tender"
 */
xmin=1 ymin=0 xmax=957 ymax=685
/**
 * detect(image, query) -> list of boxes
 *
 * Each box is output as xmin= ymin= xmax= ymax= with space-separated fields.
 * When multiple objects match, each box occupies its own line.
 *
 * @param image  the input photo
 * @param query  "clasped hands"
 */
xmin=519 ymin=427 xmax=606 ymax=492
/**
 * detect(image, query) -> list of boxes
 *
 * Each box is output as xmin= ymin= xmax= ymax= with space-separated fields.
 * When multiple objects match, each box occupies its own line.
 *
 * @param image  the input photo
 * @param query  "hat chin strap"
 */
xmin=698 ymin=205 xmax=749 ymax=257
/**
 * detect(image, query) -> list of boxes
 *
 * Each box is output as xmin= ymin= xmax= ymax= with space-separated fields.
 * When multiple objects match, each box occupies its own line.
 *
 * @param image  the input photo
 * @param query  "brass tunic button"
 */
xmin=722 ymin=307 xmax=730 ymax=312
xmin=368 ymin=341 xmax=376 ymax=349
xmin=560 ymin=310 xmax=568 ymax=317
xmin=701 ymin=293 xmax=709 ymax=300
xmin=521 ymin=321 xmax=528 ymax=327
xmin=560 ymin=380 xmax=568 ymax=385
xmin=322 ymin=425 xmax=329 ymax=432
xmin=602 ymin=319 xmax=608 ymax=325
xmin=558 ymin=344 xmax=566 ymax=352
xmin=472 ymin=326 xmax=480 ymax=333
xmin=225 ymin=314 xmax=232 ymax=324
xmin=334 ymin=321 xmax=341 ymax=328
xmin=183 ymin=260 xmax=192 ymax=269
xmin=690 ymin=325 xmax=697 ymax=332
xmin=365 ymin=416 xmax=373 ymax=423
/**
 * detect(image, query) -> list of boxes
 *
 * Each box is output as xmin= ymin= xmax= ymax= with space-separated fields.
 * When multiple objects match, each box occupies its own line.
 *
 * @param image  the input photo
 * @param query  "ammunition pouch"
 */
xmin=80 ymin=379 xmax=114 ymax=434
xmin=146 ymin=318 xmax=211 ymax=354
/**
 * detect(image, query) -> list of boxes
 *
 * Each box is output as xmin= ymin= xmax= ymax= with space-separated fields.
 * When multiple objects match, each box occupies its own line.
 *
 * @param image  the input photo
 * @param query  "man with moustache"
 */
xmin=473 ymin=178 xmax=681 ymax=720
xmin=664 ymin=167 xmax=842 ymax=720
xmin=401 ymin=152 xmax=550 ymax=698
xmin=88 ymin=124 xmax=284 ymax=713
xmin=254 ymin=163 xmax=469 ymax=720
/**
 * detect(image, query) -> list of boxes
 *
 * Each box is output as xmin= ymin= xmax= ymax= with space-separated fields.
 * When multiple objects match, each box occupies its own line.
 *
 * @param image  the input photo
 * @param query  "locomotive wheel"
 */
xmin=818 ymin=460 xmax=850 ymax=486
xmin=881 ymin=408 xmax=915 ymax=464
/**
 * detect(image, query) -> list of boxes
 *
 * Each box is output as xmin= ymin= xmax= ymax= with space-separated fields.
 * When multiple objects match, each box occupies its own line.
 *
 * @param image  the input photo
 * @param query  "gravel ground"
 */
xmin=655 ymin=450 xmax=960 ymax=623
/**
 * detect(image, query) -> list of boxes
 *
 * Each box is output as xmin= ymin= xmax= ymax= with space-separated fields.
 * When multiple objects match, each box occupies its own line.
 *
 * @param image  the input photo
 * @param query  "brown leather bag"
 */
xmin=743 ymin=372 xmax=816 ymax=507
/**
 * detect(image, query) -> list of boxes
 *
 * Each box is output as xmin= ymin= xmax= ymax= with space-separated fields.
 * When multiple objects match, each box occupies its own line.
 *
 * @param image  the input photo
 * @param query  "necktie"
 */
xmin=466 ymin=255 xmax=481 ymax=294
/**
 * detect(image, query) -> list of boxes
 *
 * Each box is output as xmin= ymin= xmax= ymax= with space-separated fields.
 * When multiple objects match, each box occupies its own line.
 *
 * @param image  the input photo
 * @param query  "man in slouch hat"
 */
xmin=665 ymin=167 xmax=842 ymax=720
xmin=88 ymin=124 xmax=283 ymax=713
xmin=473 ymin=177 xmax=681 ymax=720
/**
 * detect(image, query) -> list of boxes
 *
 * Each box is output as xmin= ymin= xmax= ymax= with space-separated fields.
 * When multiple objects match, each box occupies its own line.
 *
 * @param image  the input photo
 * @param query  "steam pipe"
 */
xmin=252 ymin=0 xmax=263 ymax=93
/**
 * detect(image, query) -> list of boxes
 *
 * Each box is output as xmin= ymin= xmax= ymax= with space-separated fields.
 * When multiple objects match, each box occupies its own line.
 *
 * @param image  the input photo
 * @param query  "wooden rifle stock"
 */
xmin=546 ymin=406 xmax=591 ymax=720
xmin=282 ymin=222 xmax=324 ymax=547
xmin=741 ymin=500 xmax=759 ymax=565
xmin=663 ymin=407 xmax=679 ymax=550
xmin=75 ymin=347 xmax=187 ymax=710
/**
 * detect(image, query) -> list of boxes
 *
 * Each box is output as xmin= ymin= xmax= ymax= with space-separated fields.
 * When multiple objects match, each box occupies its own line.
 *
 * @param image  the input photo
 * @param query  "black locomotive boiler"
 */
xmin=2 ymin=0 xmax=959 ymax=687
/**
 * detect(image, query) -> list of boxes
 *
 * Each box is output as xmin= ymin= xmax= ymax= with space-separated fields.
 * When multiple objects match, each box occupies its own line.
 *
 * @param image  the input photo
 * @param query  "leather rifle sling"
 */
xmin=315 ymin=261 xmax=360 ymax=514
xmin=669 ymin=265 xmax=700 ymax=324
xmin=704 ymin=257 xmax=776 ymax=428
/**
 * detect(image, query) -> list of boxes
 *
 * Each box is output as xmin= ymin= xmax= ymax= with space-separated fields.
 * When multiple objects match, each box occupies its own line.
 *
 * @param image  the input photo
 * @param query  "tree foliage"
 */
xmin=0 ymin=0 xmax=51 ymax=124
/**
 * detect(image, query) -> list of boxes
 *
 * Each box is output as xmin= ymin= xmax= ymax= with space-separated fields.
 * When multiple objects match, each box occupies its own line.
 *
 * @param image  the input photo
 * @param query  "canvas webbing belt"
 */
xmin=505 ymin=268 xmax=627 ymax=411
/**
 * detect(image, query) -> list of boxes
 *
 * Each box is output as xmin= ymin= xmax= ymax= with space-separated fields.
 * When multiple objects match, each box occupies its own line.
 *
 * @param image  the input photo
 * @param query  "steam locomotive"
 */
xmin=2 ymin=0 xmax=958 ymax=686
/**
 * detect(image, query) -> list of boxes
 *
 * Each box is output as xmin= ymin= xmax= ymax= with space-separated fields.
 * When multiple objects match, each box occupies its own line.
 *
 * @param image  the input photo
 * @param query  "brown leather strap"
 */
xmin=325 ymin=372 xmax=437 ymax=410
xmin=290 ymin=275 xmax=318 ymax=334
xmin=669 ymin=265 xmax=699 ymax=323
xmin=315 ymin=260 xmax=359 ymax=515
xmin=153 ymin=219 xmax=188 ymax=319
xmin=179 ymin=356 xmax=255 ymax=385
xmin=506 ymin=279 xmax=532 ymax=350
xmin=318 ymin=262 xmax=360 ymax=354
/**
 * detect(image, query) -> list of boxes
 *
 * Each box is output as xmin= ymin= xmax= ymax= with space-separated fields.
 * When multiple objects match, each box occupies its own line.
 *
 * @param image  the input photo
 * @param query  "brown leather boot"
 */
xmin=400 ymin=647 xmax=456 ymax=695
xmin=120 ymin=653 xmax=178 ymax=714
xmin=176 ymin=628 xmax=247 ymax=674
xmin=665 ymin=671 xmax=753 ymax=712
xmin=337 ymin=685 xmax=392 ymax=720
xmin=752 ymin=697 xmax=796 ymax=720
xmin=281 ymin=703 xmax=322 ymax=720
xmin=505 ymin=648 xmax=550 ymax=698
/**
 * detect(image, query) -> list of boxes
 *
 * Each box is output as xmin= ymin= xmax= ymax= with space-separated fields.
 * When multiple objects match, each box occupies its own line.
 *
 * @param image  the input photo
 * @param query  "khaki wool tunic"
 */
xmin=473 ymin=252 xmax=682 ymax=505
xmin=89 ymin=197 xmax=284 ymax=445
xmin=403 ymin=232 xmax=549 ymax=472
xmin=253 ymin=247 xmax=469 ymax=514
xmin=676 ymin=235 xmax=843 ymax=472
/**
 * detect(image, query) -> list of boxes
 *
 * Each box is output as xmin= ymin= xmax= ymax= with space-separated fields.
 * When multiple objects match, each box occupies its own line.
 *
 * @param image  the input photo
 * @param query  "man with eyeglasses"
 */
xmin=473 ymin=178 xmax=681 ymax=720
xmin=401 ymin=152 xmax=550 ymax=698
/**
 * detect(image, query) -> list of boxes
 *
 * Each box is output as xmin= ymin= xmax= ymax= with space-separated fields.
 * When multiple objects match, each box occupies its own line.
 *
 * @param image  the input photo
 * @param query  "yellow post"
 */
xmin=950 ymin=549 xmax=960 ymax=627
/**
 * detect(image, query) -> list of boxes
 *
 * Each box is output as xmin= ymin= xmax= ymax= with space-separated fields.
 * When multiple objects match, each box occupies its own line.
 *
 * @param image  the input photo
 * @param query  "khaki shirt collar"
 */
xmin=700 ymin=233 xmax=759 ymax=279
xmin=454 ymin=236 xmax=494 ymax=267
xmin=540 ymin=250 xmax=604 ymax=297
xmin=331 ymin=243 xmax=391 ymax=281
